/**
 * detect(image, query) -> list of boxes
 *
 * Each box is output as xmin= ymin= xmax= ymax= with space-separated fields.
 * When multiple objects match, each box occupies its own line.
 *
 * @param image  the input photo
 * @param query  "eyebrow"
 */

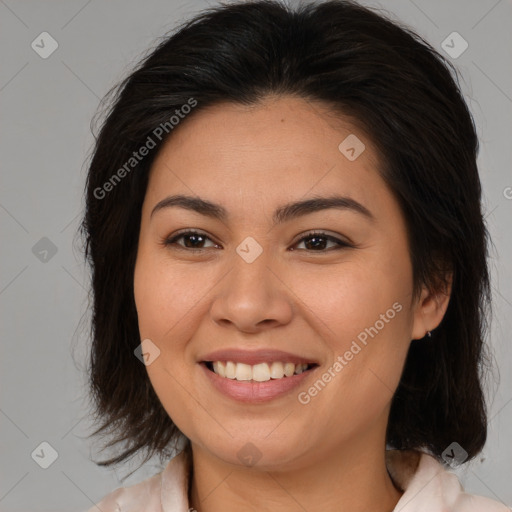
xmin=150 ymin=194 xmax=375 ymax=225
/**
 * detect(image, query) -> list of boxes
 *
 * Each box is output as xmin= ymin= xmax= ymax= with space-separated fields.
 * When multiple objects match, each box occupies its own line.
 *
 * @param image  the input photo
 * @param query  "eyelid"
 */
xmin=163 ymin=228 xmax=353 ymax=251
xmin=163 ymin=228 xmax=220 ymax=249
xmin=291 ymin=230 xmax=353 ymax=248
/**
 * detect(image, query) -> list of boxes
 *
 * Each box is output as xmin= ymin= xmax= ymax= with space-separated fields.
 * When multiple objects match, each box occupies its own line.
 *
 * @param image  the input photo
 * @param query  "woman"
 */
xmin=80 ymin=0 xmax=508 ymax=510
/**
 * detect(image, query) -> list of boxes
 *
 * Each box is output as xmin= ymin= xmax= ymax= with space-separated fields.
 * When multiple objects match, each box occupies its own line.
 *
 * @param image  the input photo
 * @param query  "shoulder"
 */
xmin=85 ymin=470 xmax=163 ymax=512
xmin=387 ymin=449 xmax=510 ymax=511
xmin=85 ymin=449 xmax=191 ymax=512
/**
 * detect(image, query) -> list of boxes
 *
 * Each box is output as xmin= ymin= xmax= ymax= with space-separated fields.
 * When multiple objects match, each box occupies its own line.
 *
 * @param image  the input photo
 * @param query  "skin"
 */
xmin=133 ymin=95 xmax=452 ymax=512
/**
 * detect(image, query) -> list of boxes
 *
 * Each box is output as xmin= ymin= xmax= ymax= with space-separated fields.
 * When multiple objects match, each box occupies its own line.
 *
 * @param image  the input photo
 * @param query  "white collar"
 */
xmin=96 ymin=447 xmax=508 ymax=511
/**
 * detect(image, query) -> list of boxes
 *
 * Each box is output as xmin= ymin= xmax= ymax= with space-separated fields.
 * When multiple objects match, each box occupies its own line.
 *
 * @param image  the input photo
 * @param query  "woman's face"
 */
xmin=134 ymin=95 xmax=437 ymax=470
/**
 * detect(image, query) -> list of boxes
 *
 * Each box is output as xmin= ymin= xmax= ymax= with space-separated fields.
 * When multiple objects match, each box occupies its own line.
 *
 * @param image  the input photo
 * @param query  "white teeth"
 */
xmin=252 ymin=363 xmax=271 ymax=382
xmin=209 ymin=361 xmax=311 ymax=380
xmin=284 ymin=362 xmax=296 ymax=377
xmin=212 ymin=361 xmax=226 ymax=378
xmin=270 ymin=361 xmax=284 ymax=379
xmin=295 ymin=363 xmax=308 ymax=374
xmin=225 ymin=361 xmax=236 ymax=379
xmin=235 ymin=363 xmax=253 ymax=381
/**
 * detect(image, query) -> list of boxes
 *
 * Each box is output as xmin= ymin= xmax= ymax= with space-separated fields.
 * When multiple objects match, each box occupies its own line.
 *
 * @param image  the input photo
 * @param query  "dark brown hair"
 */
xmin=79 ymin=0 xmax=492 ymax=477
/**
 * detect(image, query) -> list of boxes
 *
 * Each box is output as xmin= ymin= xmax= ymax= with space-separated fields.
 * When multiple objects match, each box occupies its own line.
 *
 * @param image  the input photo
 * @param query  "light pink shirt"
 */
xmin=86 ymin=448 xmax=510 ymax=511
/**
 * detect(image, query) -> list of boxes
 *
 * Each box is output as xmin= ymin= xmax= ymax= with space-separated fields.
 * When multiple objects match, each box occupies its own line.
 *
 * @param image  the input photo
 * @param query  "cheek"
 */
xmin=134 ymin=251 xmax=211 ymax=343
xmin=288 ymin=255 xmax=411 ymax=345
xmin=287 ymin=258 xmax=412 ymax=408
xmin=133 ymin=254 xmax=208 ymax=436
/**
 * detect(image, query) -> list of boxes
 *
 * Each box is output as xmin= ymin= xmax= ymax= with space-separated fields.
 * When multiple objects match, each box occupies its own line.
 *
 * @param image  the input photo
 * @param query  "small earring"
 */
xmin=426 ymin=330 xmax=432 ymax=338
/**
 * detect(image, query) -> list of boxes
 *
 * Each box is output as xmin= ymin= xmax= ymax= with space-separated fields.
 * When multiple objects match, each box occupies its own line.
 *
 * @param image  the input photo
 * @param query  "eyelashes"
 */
xmin=163 ymin=230 xmax=216 ymax=250
xmin=162 ymin=229 xmax=352 ymax=253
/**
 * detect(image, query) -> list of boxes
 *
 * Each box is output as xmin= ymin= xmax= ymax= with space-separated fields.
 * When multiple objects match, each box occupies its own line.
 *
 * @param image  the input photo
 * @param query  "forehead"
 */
xmin=145 ymin=96 xmax=392 ymax=221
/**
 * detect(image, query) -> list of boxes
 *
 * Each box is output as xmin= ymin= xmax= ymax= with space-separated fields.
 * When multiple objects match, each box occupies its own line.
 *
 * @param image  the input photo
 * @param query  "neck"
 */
xmin=188 ymin=436 xmax=403 ymax=512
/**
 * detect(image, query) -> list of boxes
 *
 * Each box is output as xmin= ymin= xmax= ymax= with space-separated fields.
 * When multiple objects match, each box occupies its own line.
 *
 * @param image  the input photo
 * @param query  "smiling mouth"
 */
xmin=204 ymin=361 xmax=318 ymax=382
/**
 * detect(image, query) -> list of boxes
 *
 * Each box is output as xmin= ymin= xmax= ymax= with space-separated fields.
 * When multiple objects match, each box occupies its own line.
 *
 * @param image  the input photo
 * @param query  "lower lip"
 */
xmin=200 ymin=363 xmax=316 ymax=403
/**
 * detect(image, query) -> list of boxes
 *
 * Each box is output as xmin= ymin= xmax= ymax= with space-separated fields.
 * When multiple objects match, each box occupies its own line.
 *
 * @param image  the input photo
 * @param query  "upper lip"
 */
xmin=199 ymin=349 xmax=319 ymax=366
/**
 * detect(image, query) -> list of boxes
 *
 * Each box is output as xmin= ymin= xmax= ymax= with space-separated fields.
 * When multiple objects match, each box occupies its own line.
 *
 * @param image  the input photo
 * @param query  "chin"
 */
xmin=197 ymin=434 xmax=309 ymax=471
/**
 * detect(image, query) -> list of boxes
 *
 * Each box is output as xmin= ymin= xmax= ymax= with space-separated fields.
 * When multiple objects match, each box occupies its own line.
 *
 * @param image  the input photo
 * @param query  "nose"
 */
xmin=209 ymin=246 xmax=293 ymax=334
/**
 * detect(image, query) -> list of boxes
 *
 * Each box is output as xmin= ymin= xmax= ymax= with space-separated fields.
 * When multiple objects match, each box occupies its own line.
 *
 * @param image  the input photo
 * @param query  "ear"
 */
xmin=411 ymin=273 xmax=453 ymax=340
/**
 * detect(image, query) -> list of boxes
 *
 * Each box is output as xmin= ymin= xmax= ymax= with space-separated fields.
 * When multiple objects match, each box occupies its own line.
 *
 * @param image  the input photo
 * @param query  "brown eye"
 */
xmin=292 ymin=231 xmax=351 ymax=252
xmin=164 ymin=230 xmax=218 ymax=250
xmin=163 ymin=229 xmax=351 ymax=252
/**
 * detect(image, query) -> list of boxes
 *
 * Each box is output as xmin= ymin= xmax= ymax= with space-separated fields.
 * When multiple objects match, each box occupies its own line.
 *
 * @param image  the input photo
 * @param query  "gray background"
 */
xmin=0 ymin=0 xmax=511 ymax=510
